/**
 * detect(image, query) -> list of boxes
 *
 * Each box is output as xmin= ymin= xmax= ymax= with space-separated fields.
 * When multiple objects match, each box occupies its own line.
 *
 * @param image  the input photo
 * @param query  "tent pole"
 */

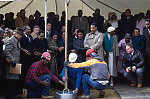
xmin=80 ymin=0 xmax=94 ymax=11
xmin=55 ymin=0 xmax=58 ymax=14
xmin=24 ymin=0 xmax=33 ymax=10
xmin=45 ymin=0 xmax=47 ymax=38
xmin=65 ymin=0 xmax=69 ymax=90
xmin=0 ymin=1 xmax=13 ymax=9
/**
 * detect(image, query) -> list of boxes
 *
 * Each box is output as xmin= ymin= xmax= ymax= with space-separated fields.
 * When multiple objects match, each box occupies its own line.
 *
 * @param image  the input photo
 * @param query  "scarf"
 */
xmin=104 ymin=32 xmax=113 ymax=57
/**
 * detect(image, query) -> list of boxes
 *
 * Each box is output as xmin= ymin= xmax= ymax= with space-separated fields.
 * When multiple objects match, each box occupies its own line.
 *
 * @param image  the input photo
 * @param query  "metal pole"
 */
xmin=55 ymin=0 xmax=58 ymax=14
xmin=45 ymin=0 xmax=47 ymax=38
xmin=64 ymin=0 xmax=69 ymax=90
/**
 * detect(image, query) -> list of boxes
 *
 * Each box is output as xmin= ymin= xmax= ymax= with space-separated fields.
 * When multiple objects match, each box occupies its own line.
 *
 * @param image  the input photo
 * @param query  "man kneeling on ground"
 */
xmin=123 ymin=43 xmax=145 ymax=87
xmin=65 ymin=49 xmax=110 ymax=99
xmin=61 ymin=53 xmax=83 ymax=95
xmin=26 ymin=52 xmax=64 ymax=98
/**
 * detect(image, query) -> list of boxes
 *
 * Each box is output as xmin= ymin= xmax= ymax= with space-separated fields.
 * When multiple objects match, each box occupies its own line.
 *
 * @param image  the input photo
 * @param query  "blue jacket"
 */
xmin=132 ymin=35 xmax=144 ymax=52
xmin=61 ymin=62 xmax=83 ymax=89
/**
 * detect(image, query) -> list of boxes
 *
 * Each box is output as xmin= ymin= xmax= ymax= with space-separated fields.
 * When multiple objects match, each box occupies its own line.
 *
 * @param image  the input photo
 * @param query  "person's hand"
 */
xmin=58 ymin=47 xmax=64 ymax=52
xmin=22 ymin=48 xmax=30 ymax=55
xmin=34 ymin=51 xmax=39 ymax=56
xmin=71 ymin=49 xmax=76 ymax=53
xmin=11 ymin=61 xmax=16 ymax=68
xmin=64 ymin=62 xmax=69 ymax=67
xmin=48 ymin=50 xmax=53 ymax=53
xmin=62 ymin=77 xmax=68 ymax=82
xmin=59 ymin=80 xmax=65 ymax=85
xmin=25 ymin=50 xmax=30 ymax=55
xmin=41 ymin=79 xmax=50 ymax=86
xmin=73 ymin=88 xmax=79 ymax=93
xmin=6 ymin=58 xmax=11 ymax=63
xmin=38 ymin=52 xmax=42 ymax=56
xmin=132 ymin=66 xmax=136 ymax=72
xmin=126 ymin=67 xmax=130 ymax=72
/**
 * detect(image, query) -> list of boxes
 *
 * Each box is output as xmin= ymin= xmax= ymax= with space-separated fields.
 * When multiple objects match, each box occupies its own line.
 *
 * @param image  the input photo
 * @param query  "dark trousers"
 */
xmin=147 ymin=53 xmax=150 ymax=80
xmin=27 ymin=74 xmax=51 ymax=98
xmin=5 ymin=79 xmax=19 ymax=99
xmin=124 ymin=67 xmax=144 ymax=84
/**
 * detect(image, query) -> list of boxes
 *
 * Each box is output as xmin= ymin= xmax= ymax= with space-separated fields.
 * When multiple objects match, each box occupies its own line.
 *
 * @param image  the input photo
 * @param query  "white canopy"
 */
xmin=0 ymin=0 xmax=150 ymax=19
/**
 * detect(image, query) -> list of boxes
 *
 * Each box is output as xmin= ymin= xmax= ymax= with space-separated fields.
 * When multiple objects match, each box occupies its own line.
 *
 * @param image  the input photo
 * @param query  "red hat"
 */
xmin=86 ymin=49 xmax=96 ymax=57
xmin=42 ymin=52 xmax=51 ymax=61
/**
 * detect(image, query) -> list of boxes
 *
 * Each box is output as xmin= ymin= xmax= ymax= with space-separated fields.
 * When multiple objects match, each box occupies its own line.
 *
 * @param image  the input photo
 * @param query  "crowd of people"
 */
xmin=0 ymin=8 xmax=150 ymax=98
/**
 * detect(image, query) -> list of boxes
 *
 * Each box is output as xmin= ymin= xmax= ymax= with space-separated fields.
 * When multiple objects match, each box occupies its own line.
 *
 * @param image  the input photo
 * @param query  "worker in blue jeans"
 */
xmin=66 ymin=49 xmax=110 ymax=99
xmin=61 ymin=53 xmax=83 ymax=95
xmin=82 ymin=74 xmax=106 ymax=96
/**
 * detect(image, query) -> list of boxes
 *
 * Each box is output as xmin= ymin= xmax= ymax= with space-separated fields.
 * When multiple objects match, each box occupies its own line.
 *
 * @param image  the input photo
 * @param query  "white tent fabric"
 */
xmin=0 ymin=0 xmax=150 ymax=19
xmin=0 ymin=0 xmax=93 ymax=19
xmin=82 ymin=0 xmax=150 ymax=19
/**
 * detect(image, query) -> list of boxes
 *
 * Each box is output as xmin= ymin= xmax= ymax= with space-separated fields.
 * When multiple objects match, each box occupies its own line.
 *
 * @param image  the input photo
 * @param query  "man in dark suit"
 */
xmin=121 ymin=9 xmax=136 ymax=36
xmin=143 ymin=21 xmax=150 ymax=81
xmin=20 ymin=25 xmax=34 ymax=87
xmin=92 ymin=9 xmax=104 ymax=32
xmin=57 ymin=32 xmax=73 ymax=74
xmin=29 ymin=10 xmax=45 ymax=31
xmin=46 ymin=22 xmax=58 ymax=39
xmin=72 ymin=10 xmax=89 ymax=35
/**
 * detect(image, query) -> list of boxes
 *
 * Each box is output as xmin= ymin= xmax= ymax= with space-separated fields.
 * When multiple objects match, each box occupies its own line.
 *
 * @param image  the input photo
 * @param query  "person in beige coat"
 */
xmin=72 ymin=10 xmax=89 ymax=35
xmin=84 ymin=23 xmax=104 ymax=59
xmin=31 ymin=25 xmax=40 ymax=40
xmin=15 ymin=9 xmax=29 ymax=28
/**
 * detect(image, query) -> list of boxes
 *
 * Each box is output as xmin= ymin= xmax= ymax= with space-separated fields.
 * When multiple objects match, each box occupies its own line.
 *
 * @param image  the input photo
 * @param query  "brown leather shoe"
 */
xmin=42 ymin=95 xmax=54 ymax=99
xmin=137 ymin=84 xmax=142 ymax=88
xmin=131 ymin=82 xmax=136 ymax=87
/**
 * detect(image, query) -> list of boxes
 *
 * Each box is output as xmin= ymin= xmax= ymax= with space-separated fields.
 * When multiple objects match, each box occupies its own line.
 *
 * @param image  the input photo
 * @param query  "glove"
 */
xmin=64 ymin=62 xmax=69 ymax=67
xmin=11 ymin=61 xmax=16 ymax=68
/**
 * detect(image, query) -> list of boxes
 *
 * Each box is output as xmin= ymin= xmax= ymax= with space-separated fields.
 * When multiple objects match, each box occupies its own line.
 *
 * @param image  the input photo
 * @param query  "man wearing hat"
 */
xmin=66 ymin=49 xmax=109 ymax=98
xmin=61 ymin=53 xmax=83 ymax=94
xmin=103 ymin=26 xmax=119 ymax=86
xmin=4 ymin=28 xmax=23 ymax=99
xmin=29 ymin=10 xmax=44 ymax=31
xmin=26 ymin=52 xmax=64 ymax=98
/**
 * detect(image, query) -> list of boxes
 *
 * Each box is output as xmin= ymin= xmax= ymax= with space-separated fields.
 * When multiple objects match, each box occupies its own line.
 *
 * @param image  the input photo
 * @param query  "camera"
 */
xmin=128 ymin=66 xmax=133 ymax=71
